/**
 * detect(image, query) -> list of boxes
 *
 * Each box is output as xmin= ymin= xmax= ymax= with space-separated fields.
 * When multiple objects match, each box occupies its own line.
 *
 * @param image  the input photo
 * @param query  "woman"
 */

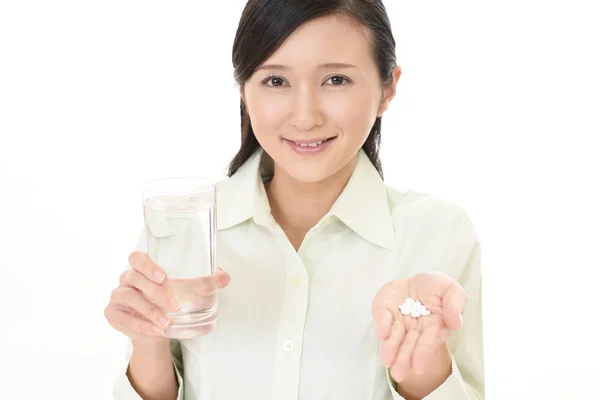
xmin=105 ymin=0 xmax=484 ymax=399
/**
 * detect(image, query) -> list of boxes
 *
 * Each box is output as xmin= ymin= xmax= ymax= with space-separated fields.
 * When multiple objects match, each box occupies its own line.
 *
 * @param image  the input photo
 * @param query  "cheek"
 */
xmin=247 ymin=92 xmax=288 ymax=134
xmin=325 ymin=90 xmax=379 ymax=134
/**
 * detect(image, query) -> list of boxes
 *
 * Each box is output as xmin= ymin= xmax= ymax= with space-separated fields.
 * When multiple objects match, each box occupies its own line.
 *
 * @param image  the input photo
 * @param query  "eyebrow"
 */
xmin=256 ymin=62 xmax=358 ymax=71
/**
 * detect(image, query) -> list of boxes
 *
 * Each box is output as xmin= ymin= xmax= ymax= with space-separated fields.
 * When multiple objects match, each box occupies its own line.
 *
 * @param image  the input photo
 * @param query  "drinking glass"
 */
xmin=142 ymin=177 xmax=217 ymax=339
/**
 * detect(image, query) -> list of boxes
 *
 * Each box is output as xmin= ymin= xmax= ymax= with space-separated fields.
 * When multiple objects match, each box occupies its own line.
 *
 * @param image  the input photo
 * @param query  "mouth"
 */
xmin=285 ymin=136 xmax=337 ymax=147
xmin=283 ymin=136 xmax=338 ymax=154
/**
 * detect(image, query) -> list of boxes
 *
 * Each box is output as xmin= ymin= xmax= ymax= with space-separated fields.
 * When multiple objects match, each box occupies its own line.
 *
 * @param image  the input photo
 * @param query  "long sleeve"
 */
xmin=388 ymin=212 xmax=485 ymax=399
xmin=112 ymin=339 xmax=185 ymax=400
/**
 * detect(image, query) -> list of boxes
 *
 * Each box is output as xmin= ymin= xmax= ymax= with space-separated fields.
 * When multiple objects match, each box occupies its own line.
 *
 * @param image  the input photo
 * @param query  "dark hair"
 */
xmin=227 ymin=0 xmax=397 ymax=179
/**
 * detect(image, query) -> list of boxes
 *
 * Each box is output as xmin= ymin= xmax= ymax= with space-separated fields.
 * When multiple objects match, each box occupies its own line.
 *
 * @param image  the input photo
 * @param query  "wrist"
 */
xmin=132 ymin=337 xmax=171 ymax=352
xmin=129 ymin=338 xmax=174 ymax=376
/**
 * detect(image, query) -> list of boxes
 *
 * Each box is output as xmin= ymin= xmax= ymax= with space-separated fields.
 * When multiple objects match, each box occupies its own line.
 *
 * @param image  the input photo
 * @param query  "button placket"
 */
xmin=283 ymin=340 xmax=294 ymax=351
xmin=270 ymin=232 xmax=309 ymax=400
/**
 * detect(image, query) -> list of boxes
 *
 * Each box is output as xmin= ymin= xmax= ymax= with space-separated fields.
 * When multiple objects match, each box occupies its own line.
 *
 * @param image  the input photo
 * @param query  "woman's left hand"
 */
xmin=371 ymin=272 xmax=467 ymax=383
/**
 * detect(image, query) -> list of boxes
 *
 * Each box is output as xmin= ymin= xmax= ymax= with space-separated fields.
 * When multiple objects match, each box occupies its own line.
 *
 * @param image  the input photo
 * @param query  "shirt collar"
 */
xmin=216 ymin=149 xmax=272 ymax=230
xmin=328 ymin=150 xmax=398 ymax=251
xmin=216 ymin=148 xmax=398 ymax=252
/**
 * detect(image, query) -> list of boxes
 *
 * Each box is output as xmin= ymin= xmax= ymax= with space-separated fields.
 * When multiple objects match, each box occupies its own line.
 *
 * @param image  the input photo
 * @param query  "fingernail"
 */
xmin=169 ymin=297 xmax=181 ymax=311
xmin=159 ymin=315 xmax=171 ymax=329
xmin=153 ymin=269 xmax=166 ymax=282
xmin=219 ymin=273 xmax=230 ymax=286
xmin=153 ymin=325 xmax=164 ymax=334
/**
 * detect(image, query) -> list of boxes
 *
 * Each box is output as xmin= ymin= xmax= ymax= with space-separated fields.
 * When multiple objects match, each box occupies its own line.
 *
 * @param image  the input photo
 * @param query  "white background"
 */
xmin=1 ymin=1 xmax=599 ymax=399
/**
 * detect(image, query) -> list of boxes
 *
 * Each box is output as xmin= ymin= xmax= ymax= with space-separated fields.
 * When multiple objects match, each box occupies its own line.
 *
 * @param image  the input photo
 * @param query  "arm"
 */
xmin=128 ymin=340 xmax=179 ymax=400
xmin=389 ymin=214 xmax=485 ymax=399
xmin=114 ymin=339 xmax=184 ymax=400
xmin=111 ymin=232 xmax=186 ymax=399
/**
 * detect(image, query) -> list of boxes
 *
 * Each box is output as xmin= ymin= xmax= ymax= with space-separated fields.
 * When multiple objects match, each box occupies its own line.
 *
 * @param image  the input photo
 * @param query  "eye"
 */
xmin=325 ymin=74 xmax=351 ymax=86
xmin=262 ymin=74 xmax=287 ymax=87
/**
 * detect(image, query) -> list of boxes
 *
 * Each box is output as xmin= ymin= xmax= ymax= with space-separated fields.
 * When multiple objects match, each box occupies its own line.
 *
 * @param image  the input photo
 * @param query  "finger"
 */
xmin=105 ymin=307 xmax=166 ymax=336
xmin=120 ymin=268 xmax=180 ymax=312
xmin=373 ymin=309 xmax=394 ymax=340
xmin=128 ymin=251 xmax=167 ymax=284
xmin=371 ymin=285 xmax=402 ymax=340
xmin=111 ymin=287 xmax=172 ymax=330
xmin=217 ymin=268 xmax=231 ymax=288
xmin=442 ymin=283 xmax=467 ymax=330
xmin=183 ymin=275 xmax=220 ymax=296
xmin=390 ymin=327 xmax=419 ymax=383
xmin=411 ymin=325 xmax=449 ymax=374
xmin=379 ymin=320 xmax=405 ymax=367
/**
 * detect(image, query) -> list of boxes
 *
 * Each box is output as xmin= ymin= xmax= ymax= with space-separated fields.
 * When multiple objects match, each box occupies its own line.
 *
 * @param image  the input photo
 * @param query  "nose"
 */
xmin=289 ymin=85 xmax=325 ymax=131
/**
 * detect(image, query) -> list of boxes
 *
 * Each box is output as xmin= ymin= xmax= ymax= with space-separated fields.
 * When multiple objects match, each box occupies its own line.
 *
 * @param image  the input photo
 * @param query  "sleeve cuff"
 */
xmin=112 ymin=345 xmax=184 ymax=400
xmin=387 ymin=356 xmax=471 ymax=400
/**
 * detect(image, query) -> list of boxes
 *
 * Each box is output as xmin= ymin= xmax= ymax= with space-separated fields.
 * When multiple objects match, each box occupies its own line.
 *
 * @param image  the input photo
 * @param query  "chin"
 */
xmin=265 ymin=141 xmax=355 ymax=184
xmin=274 ymin=153 xmax=355 ymax=185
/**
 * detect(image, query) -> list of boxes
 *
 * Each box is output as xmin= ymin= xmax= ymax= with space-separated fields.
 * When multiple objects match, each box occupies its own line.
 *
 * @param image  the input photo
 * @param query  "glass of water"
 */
xmin=142 ymin=177 xmax=217 ymax=339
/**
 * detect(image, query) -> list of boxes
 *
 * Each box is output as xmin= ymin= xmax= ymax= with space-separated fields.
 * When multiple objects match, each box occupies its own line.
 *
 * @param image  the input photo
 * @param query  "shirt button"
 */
xmin=283 ymin=340 xmax=294 ymax=351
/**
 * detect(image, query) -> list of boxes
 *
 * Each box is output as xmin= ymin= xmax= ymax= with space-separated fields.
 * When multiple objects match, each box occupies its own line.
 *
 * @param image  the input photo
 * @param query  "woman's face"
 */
xmin=243 ymin=15 xmax=401 ymax=183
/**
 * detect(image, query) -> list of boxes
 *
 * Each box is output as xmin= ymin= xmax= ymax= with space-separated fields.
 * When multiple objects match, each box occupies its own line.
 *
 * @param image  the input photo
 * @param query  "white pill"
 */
xmin=414 ymin=301 xmax=422 ymax=308
xmin=400 ymin=305 xmax=412 ymax=315
xmin=404 ymin=297 xmax=415 ymax=305
xmin=421 ymin=309 xmax=431 ymax=316
xmin=411 ymin=309 xmax=422 ymax=318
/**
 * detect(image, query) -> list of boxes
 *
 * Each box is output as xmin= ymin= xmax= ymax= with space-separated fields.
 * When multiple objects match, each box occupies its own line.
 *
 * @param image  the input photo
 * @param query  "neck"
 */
xmin=266 ymin=155 xmax=357 ymax=244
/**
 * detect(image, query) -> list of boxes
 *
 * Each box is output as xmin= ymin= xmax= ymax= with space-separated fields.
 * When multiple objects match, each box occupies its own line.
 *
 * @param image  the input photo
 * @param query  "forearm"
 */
xmin=127 ymin=339 xmax=179 ymax=400
xmin=394 ymin=343 xmax=452 ymax=399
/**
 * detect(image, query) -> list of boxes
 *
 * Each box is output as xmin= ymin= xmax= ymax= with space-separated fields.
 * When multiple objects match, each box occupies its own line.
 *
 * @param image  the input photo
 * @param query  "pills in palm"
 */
xmin=400 ymin=305 xmax=412 ymax=315
xmin=398 ymin=297 xmax=430 ymax=318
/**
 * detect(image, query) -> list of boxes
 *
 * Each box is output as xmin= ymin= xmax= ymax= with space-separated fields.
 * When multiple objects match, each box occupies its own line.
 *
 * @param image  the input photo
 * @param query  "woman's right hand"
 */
xmin=104 ymin=250 xmax=231 ymax=345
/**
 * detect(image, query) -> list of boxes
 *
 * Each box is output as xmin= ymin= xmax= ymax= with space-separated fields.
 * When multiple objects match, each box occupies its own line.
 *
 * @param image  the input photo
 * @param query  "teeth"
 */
xmin=297 ymin=139 xmax=325 ymax=147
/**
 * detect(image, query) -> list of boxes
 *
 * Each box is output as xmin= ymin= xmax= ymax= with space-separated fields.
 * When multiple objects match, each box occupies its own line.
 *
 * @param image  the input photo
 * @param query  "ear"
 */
xmin=377 ymin=66 xmax=402 ymax=117
xmin=240 ymin=87 xmax=251 ymax=115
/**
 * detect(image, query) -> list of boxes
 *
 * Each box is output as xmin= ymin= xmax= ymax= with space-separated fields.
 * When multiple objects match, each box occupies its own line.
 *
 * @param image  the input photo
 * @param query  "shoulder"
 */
xmin=383 ymin=186 xmax=481 ymax=280
xmin=385 ymin=186 xmax=468 ymax=225
xmin=385 ymin=185 xmax=480 ymax=251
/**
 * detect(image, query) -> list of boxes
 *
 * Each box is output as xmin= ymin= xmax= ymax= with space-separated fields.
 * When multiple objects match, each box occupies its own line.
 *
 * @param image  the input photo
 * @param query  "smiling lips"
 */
xmin=284 ymin=136 xmax=337 ymax=154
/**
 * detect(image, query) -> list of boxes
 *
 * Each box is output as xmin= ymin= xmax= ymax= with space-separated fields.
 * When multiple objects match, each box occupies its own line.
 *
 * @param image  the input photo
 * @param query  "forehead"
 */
xmin=262 ymin=14 xmax=374 ymax=67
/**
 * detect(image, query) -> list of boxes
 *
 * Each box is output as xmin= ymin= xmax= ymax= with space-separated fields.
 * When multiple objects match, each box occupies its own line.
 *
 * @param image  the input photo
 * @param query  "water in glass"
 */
xmin=144 ymin=193 xmax=217 ymax=339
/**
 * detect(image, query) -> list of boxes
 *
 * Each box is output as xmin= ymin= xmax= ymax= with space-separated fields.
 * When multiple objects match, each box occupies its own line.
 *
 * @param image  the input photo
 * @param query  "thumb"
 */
xmin=442 ymin=283 xmax=467 ymax=330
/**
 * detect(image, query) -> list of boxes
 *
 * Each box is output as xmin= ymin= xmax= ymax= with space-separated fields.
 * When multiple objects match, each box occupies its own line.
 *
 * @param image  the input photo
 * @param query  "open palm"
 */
xmin=371 ymin=272 xmax=467 ymax=383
